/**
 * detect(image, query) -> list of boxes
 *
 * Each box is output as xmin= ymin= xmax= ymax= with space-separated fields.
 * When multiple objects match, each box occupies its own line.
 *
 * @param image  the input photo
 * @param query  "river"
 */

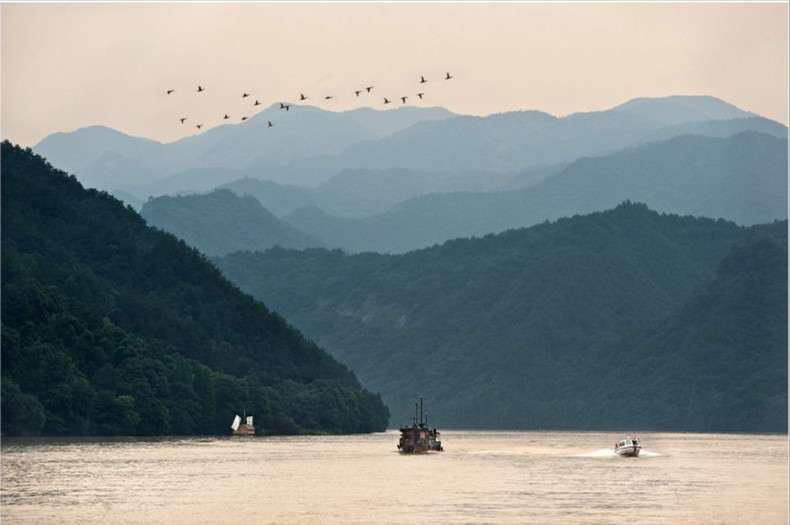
xmin=1 ymin=431 xmax=786 ymax=524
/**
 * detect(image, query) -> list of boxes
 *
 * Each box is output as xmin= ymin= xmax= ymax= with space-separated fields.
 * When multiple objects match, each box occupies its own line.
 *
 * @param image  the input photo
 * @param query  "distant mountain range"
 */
xmin=215 ymin=203 xmax=787 ymax=432
xmin=140 ymin=130 xmax=787 ymax=257
xmin=35 ymin=95 xmax=786 ymax=258
xmin=141 ymin=189 xmax=324 ymax=256
xmin=218 ymin=166 xmax=515 ymax=219
xmin=282 ymin=131 xmax=787 ymax=253
xmin=14 ymin=93 xmax=787 ymax=436
xmin=34 ymin=104 xmax=456 ymax=194
xmin=34 ymin=95 xmax=786 ymax=203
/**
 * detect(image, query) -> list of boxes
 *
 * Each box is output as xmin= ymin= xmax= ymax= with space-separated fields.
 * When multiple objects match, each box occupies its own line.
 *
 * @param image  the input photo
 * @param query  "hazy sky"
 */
xmin=2 ymin=2 xmax=787 ymax=147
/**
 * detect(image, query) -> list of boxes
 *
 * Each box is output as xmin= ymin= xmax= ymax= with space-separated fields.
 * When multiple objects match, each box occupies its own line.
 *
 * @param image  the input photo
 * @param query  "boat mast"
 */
xmin=420 ymin=396 xmax=424 ymax=426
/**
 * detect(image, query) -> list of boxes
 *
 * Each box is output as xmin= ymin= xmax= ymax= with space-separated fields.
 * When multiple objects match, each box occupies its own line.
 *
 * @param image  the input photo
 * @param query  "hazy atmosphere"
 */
xmin=2 ymin=3 xmax=788 ymax=524
xmin=2 ymin=2 xmax=788 ymax=147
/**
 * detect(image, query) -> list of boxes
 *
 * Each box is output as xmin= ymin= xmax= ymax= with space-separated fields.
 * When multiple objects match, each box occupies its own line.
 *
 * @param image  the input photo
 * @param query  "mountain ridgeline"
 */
xmin=1 ymin=142 xmax=389 ymax=437
xmin=11 ymin=94 xmax=789 ymax=435
xmin=33 ymin=95 xmax=787 ymax=201
xmin=138 ymin=130 xmax=787 ymax=257
xmin=33 ymin=95 xmax=788 ymax=260
xmin=281 ymin=131 xmax=787 ymax=254
xmin=216 ymin=204 xmax=787 ymax=432
xmin=141 ymin=189 xmax=324 ymax=257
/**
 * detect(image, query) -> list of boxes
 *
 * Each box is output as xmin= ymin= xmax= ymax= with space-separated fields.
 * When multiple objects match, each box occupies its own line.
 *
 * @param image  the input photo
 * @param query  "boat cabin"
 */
xmin=397 ymin=397 xmax=443 ymax=454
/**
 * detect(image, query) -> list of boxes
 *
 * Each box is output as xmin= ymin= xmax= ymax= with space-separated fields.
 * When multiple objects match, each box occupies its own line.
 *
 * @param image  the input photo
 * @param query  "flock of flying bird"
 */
xmin=166 ymin=71 xmax=454 ymax=132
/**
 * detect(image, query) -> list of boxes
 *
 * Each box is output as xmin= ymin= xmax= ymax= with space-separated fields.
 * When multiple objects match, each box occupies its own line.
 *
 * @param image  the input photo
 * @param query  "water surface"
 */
xmin=2 ymin=431 xmax=786 ymax=524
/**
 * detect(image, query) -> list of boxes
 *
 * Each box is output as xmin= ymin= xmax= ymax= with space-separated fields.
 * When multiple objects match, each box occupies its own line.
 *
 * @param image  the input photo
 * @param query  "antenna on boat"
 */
xmin=414 ymin=402 xmax=418 ymax=425
xmin=420 ymin=396 xmax=424 ymax=426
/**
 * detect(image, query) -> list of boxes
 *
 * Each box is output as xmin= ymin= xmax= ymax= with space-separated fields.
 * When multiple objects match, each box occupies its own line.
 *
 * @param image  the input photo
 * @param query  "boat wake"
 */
xmin=574 ymin=448 xmax=618 ymax=458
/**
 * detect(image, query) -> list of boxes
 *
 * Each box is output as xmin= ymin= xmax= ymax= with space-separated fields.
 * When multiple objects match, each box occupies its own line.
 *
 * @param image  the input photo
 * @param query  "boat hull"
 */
xmin=397 ymin=425 xmax=442 ymax=454
xmin=233 ymin=424 xmax=255 ymax=435
xmin=615 ymin=445 xmax=641 ymax=457
xmin=397 ymin=443 xmax=443 ymax=454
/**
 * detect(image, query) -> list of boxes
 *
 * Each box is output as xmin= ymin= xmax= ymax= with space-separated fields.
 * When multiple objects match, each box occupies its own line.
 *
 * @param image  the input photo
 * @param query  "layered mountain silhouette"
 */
xmin=145 ymin=130 xmax=784 ymax=257
xmin=34 ymin=104 xmax=455 ymax=195
xmin=141 ymin=189 xmax=324 ymax=257
xmin=281 ymin=131 xmax=787 ymax=253
xmin=218 ymin=167 xmax=513 ymax=219
xmin=34 ymin=96 xmax=786 ymax=205
xmin=17 ymin=93 xmax=788 ymax=435
xmin=215 ymin=203 xmax=787 ymax=432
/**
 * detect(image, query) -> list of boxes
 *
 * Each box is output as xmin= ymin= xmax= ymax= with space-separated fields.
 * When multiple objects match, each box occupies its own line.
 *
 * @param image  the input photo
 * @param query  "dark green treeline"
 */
xmin=217 ymin=203 xmax=787 ymax=432
xmin=1 ymin=141 xmax=389 ymax=437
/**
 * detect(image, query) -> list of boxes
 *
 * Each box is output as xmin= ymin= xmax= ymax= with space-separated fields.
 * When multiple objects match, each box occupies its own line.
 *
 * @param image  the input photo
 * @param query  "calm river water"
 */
xmin=1 ymin=431 xmax=786 ymax=525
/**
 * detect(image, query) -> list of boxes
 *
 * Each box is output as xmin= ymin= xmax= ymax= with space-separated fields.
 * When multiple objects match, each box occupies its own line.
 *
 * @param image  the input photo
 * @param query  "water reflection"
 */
xmin=2 ymin=431 xmax=787 ymax=525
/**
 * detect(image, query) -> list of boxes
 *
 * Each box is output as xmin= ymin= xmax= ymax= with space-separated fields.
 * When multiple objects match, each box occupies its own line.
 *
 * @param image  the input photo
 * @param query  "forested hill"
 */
xmin=597 ymin=236 xmax=787 ymax=432
xmin=216 ymin=203 xmax=787 ymax=432
xmin=141 ymin=189 xmax=324 ymax=256
xmin=0 ymin=141 xmax=389 ymax=437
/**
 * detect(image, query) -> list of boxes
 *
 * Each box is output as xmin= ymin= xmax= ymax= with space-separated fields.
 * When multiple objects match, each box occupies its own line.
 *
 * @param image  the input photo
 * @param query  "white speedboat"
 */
xmin=614 ymin=436 xmax=641 ymax=457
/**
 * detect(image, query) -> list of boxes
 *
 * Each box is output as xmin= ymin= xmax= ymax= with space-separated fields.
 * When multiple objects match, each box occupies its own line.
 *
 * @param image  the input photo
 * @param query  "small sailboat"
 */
xmin=231 ymin=413 xmax=255 ymax=435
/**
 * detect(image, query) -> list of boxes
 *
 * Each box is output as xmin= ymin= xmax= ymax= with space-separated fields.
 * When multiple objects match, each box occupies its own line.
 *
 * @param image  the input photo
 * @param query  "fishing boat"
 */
xmin=231 ymin=413 xmax=255 ymax=435
xmin=397 ymin=397 xmax=443 ymax=454
xmin=614 ymin=436 xmax=641 ymax=457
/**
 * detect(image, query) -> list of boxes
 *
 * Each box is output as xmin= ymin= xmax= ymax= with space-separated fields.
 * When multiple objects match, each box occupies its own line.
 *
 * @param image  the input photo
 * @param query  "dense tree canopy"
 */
xmin=1 ymin=141 xmax=389 ymax=436
xmin=217 ymin=203 xmax=787 ymax=432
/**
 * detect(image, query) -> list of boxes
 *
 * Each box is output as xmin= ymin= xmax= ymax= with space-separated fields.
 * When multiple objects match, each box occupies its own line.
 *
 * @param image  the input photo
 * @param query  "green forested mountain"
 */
xmin=595 ymin=237 xmax=787 ymax=432
xmin=141 ymin=189 xmax=324 ymax=257
xmin=0 ymin=142 xmax=389 ymax=437
xmin=216 ymin=203 xmax=787 ymax=431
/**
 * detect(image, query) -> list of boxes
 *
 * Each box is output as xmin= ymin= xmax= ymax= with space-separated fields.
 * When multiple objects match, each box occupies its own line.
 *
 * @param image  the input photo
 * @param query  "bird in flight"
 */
xmin=242 ymin=93 xmax=250 ymax=98
xmin=180 ymin=117 xmax=187 ymax=124
xmin=383 ymin=97 xmax=391 ymax=104
xmin=241 ymin=116 xmax=249 ymax=121
xmin=445 ymin=72 xmax=453 ymax=80
xmin=417 ymin=93 xmax=425 ymax=99
xmin=355 ymin=90 xmax=362 ymax=97
xmin=325 ymin=95 xmax=333 ymax=100
xmin=196 ymin=124 xmax=203 ymax=129
xmin=223 ymin=114 xmax=230 ymax=120
xmin=420 ymin=76 xmax=428 ymax=84
xmin=254 ymin=100 xmax=261 ymax=106
xmin=280 ymin=103 xmax=290 ymax=111
xmin=300 ymin=93 xmax=307 ymax=101
xmin=197 ymin=85 xmax=205 ymax=92
xmin=366 ymin=86 xmax=374 ymax=93
xmin=268 ymin=120 xmax=274 ymax=127
xmin=401 ymin=96 xmax=408 ymax=104
xmin=167 ymin=89 xmax=175 ymax=95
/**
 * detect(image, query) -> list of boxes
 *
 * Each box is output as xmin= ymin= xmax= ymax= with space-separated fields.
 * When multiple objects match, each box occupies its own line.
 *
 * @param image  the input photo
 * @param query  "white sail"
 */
xmin=231 ymin=414 xmax=241 ymax=431
xmin=246 ymin=416 xmax=254 ymax=427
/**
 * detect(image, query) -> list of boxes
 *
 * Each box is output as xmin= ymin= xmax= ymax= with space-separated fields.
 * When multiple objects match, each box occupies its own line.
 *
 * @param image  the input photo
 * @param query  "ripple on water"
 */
xmin=1 ymin=431 xmax=786 ymax=525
